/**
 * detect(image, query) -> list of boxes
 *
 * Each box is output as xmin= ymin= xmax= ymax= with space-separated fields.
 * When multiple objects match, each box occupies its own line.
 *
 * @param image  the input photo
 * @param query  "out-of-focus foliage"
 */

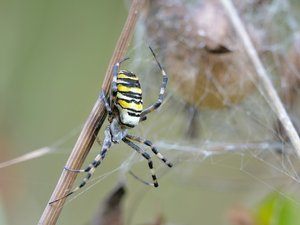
xmin=256 ymin=192 xmax=300 ymax=225
xmin=0 ymin=1 xmax=126 ymax=224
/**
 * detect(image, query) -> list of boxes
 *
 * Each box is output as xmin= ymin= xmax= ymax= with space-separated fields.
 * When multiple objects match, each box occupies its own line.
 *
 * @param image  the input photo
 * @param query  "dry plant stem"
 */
xmin=220 ymin=0 xmax=300 ymax=159
xmin=38 ymin=1 xmax=144 ymax=224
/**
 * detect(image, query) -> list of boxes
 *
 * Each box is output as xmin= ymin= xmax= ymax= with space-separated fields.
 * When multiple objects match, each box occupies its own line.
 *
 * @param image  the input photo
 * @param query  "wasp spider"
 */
xmin=50 ymin=47 xmax=172 ymax=204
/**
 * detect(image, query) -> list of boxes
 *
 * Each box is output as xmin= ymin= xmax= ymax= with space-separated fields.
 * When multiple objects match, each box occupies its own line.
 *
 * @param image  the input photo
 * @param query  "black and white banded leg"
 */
xmin=141 ymin=47 xmax=168 ymax=119
xmin=126 ymin=134 xmax=173 ymax=168
xmin=100 ymin=90 xmax=112 ymax=117
xmin=122 ymin=137 xmax=159 ymax=187
xmin=49 ymin=128 xmax=112 ymax=204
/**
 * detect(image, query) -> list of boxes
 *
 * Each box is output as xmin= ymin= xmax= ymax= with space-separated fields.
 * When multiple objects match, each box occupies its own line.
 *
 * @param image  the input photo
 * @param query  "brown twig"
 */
xmin=220 ymin=0 xmax=300 ymax=159
xmin=38 ymin=1 xmax=144 ymax=224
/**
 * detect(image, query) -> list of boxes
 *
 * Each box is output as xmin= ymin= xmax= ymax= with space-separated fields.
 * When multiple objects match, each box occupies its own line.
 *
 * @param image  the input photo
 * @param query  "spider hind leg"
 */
xmin=123 ymin=137 xmax=159 ymax=187
xmin=126 ymin=134 xmax=173 ymax=168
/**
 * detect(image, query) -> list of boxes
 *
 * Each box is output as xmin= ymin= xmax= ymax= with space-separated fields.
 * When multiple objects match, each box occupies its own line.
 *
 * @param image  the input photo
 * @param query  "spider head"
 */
xmin=110 ymin=118 xmax=128 ymax=143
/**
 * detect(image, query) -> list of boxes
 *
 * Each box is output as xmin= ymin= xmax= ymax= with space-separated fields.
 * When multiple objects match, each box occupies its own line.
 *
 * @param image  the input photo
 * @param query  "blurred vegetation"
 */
xmin=255 ymin=192 xmax=300 ymax=225
xmin=0 ymin=1 xmax=126 ymax=224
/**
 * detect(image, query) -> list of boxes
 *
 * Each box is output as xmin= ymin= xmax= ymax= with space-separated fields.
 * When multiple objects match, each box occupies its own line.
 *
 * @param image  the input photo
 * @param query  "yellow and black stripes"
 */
xmin=111 ymin=57 xmax=130 ymax=108
xmin=116 ymin=70 xmax=143 ymax=127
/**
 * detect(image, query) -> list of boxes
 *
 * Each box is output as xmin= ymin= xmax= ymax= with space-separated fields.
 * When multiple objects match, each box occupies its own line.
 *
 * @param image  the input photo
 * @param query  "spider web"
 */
xmin=1 ymin=0 xmax=300 ymax=225
xmin=124 ymin=0 xmax=300 ymax=224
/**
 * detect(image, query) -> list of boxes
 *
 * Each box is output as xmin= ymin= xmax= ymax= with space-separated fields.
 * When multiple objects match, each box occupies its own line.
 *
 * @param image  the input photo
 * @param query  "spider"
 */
xmin=49 ymin=47 xmax=172 ymax=204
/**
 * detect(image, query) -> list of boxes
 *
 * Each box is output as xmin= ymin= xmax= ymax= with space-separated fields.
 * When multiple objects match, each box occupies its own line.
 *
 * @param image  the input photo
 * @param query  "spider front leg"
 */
xmin=111 ymin=57 xmax=130 ymax=107
xmin=126 ymin=134 xmax=173 ymax=167
xmin=100 ymin=90 xmax=112 ymax=117
xmin=141 ymin=47 xmax=168 ymax=119
xmin=66 ymin=128 xmax=112 ymax=186
xmin=122 ymin=137 xmax=159 ymax=187
xmin=49 ymin=127 xmax=112 ymax=204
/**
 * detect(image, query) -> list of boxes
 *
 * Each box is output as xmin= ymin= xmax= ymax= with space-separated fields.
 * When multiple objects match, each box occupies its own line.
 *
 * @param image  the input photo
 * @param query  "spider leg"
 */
xmin=100 ymin=90 xmax=112 ymax=116
xmin=68 ymin=128 xmax=112 ymax=187
xmin=126 ymin=134 xmax=172 ymax=167
xmin=49 ymin=127 xmax=112 ymax=204
xmin=111 ymin=57 xmax=130 ymax=107
xmin=140 ymin=47 xmax=168 ymax=119
xmin=139 ymin=115 xmax=147 ymax=122
xmin=122 ymin=137 xmax=159 ymax=187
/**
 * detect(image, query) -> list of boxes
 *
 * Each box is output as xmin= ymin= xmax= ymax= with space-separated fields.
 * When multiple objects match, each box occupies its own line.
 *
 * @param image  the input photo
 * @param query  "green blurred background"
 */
xmin=0 ymin=1 xmax=127 ymax=224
